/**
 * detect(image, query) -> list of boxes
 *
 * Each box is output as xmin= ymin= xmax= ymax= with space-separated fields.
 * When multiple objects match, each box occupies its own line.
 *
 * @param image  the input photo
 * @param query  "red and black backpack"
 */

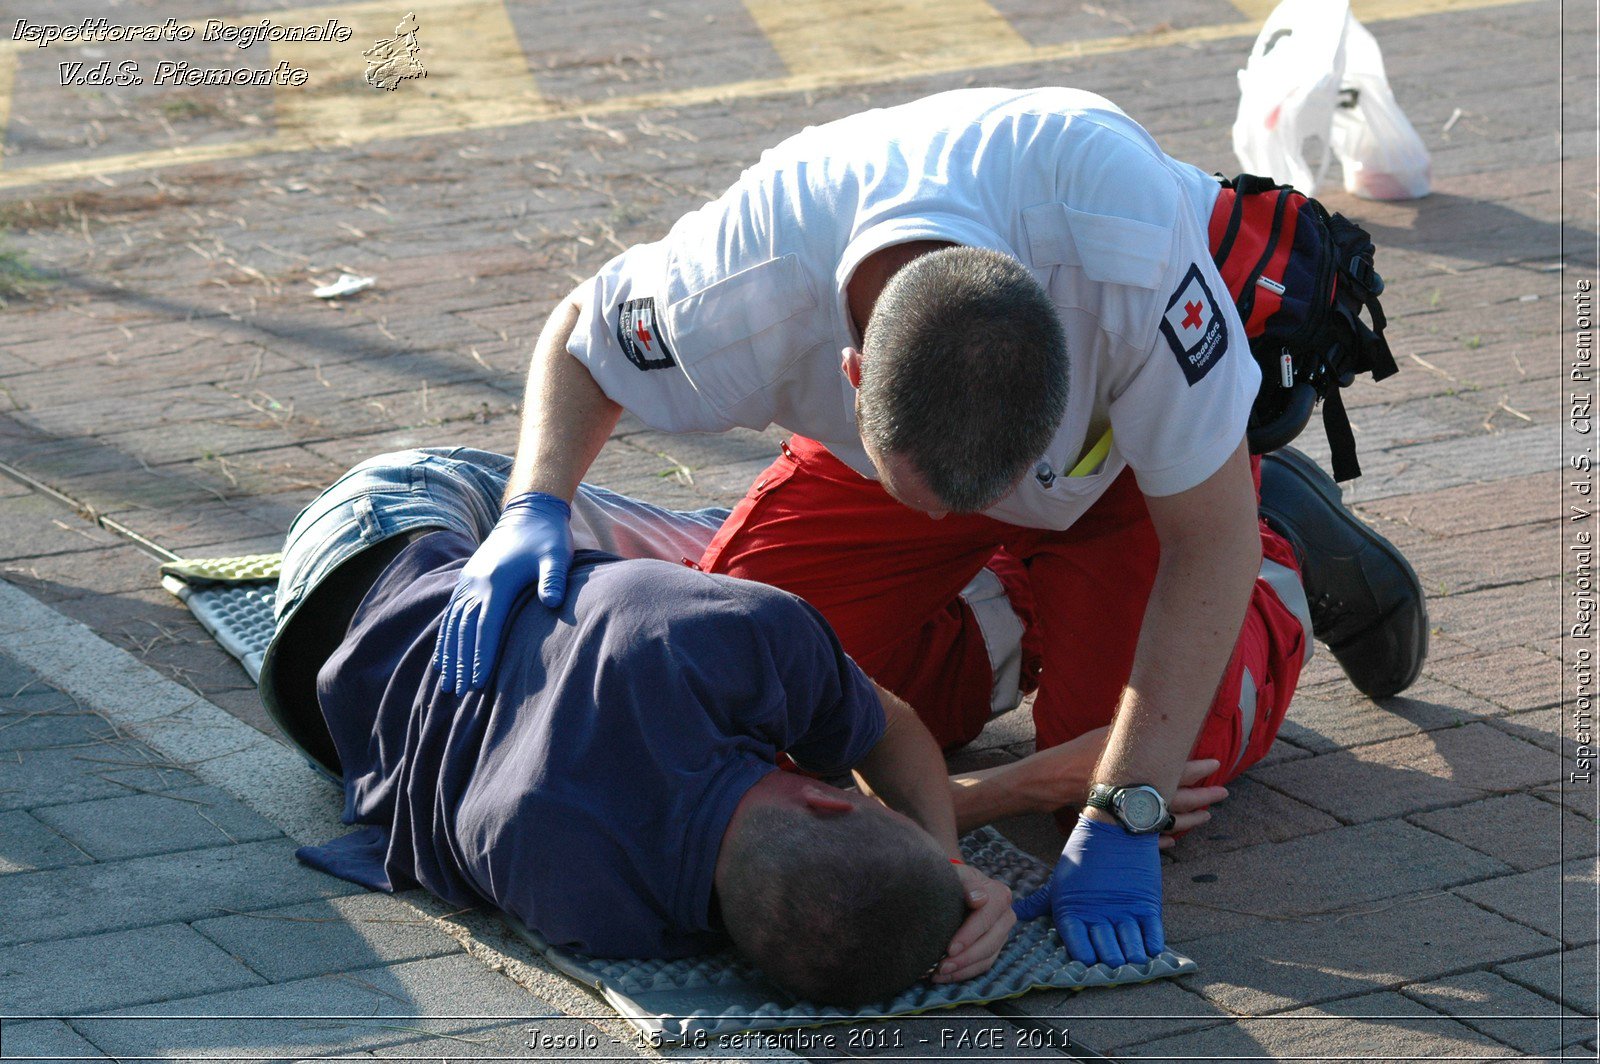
xmin=1208 ymin=173 xmax=1399 ymax=481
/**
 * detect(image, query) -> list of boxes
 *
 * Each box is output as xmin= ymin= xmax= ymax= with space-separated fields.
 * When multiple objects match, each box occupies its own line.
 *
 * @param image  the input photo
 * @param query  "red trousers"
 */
xmin=700 ymin=436 xmax=1309 ymax=790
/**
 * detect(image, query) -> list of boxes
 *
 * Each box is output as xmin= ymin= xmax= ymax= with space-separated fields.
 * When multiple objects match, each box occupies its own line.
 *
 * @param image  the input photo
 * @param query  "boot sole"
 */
xmin=1264 ymin=448 xmax=1429 ymax=698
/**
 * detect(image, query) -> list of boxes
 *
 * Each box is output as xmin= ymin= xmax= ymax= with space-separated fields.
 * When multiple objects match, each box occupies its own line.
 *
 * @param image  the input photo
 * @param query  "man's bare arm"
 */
xmin=853 ymin=682 xmax=961 ymax=855
xmin=1089 ymin=440 xmax=1260 ymax=805
xmin=946 ymin=729 xmax=1228 ymax=840
xmin=504 ymin=293 xmax=623 ymax=503
xmin=435 ymin=292 xmax=626 ymax=693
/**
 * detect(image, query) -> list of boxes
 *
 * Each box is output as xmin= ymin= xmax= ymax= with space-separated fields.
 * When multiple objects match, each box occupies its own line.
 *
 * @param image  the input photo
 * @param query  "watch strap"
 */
xmin=1084 ymin=782 xmax=1117 ymax=811
xmin=1085 ymin=782 xmax=1172 ymax=834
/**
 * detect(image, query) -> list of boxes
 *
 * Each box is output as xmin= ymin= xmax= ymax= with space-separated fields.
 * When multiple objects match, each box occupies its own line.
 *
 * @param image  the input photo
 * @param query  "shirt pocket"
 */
xmin=663 ymin=254 xmax=822 ymax=420
xmin=1021 ymin=202 xmax=1171 ymax=289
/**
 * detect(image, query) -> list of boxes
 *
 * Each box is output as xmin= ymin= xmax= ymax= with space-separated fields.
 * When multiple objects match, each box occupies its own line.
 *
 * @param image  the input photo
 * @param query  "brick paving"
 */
xmin=0 ymin=651 xmax=636 ymax=1060
xmin=0 ymin=0 xmax=1595 ymax=1059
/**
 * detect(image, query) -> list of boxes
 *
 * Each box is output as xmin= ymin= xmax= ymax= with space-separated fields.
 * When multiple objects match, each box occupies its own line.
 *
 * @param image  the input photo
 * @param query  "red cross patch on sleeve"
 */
xmin=1159 ymin=264 xmax=1229 ymax=386
xmin=616 ymin=297 xmax=676 ymax=371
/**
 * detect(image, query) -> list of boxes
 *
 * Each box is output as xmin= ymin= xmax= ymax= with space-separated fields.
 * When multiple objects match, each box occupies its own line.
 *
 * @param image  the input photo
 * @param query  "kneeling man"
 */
xmin=260 ymin=448 xmax=1014 ymax=1005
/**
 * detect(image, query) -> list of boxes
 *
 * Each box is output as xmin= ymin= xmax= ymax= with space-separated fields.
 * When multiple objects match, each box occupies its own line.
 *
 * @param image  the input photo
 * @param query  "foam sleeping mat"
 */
xmin=161 ymin=554 xmax=1199 ymax=1044
xmin=158 ymin=554 xmax=284 ymax=683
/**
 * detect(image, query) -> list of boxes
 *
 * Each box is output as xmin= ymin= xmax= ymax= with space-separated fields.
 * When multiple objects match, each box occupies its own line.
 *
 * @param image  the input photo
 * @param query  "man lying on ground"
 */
xmin=259 ymin=447 xmax=1016 ymax=1005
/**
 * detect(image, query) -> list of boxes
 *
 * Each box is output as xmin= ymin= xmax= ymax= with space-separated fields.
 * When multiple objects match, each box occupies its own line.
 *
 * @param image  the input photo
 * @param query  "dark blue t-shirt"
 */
xmin=300 ymin=529 xmax=884 ymax=958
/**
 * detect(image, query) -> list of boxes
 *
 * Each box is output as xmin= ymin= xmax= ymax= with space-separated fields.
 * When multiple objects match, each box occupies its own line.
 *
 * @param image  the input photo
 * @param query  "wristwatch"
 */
xmin=1085 ymin=782 xmax=1174 ymax=834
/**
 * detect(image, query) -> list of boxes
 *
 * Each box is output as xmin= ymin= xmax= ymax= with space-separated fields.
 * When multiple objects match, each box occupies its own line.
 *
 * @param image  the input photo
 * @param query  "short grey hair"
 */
xmin=858 ymin=246 xmax=1068 ymax=512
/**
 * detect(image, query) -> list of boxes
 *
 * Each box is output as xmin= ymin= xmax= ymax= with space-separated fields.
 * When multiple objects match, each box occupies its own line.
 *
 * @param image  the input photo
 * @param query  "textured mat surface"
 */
xmin=162 ymin=557 xmax=1200 ymax=1043
xmin=512 ymin=827 xmax=1197 ymax=1044
xmin=160 ymin=552 xmax=283 ymax=585
xmin=160 ymin=559 xmax=280 ymax=683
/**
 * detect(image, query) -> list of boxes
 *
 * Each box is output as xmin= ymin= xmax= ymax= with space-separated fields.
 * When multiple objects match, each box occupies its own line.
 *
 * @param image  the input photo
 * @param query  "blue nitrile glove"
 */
xmin=432 ymin=491 xmax=573 ymax=695
xmin=1012 ymin=813 xmax=1165 ymax=968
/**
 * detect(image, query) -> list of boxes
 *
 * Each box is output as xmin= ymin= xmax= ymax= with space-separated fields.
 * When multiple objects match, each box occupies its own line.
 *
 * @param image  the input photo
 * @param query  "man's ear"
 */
xmin=839 ymin=347 xmax=863 ymax=389
xmin=800 ymin=784 xmax=856 ymax=817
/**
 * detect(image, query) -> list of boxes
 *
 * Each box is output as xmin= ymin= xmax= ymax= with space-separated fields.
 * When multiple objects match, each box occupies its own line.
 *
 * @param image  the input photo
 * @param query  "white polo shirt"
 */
xmin=567 ymin=87 xmax=1258 ymax=531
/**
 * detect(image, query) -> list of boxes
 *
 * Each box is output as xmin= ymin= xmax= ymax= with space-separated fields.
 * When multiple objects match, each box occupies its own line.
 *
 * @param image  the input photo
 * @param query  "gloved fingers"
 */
xmin=1086 ymin=920 xmax=1127 ymax=969
xmin=452 ymin=607 xmax=481 ymax=694
xmin=444 ymin=601 xmax=473 ymax=695
xmin=1060 ymin=916 xmax=1097 ymax=966
xmin=1011 ymin=883 xmax=1051 ymax=922
xmin=1114 ymin=917 xmax=1150 ymax=966
xmin=467 ymin=594 xmax=513 ymax=693
xmin=434 ymin=593 xmax=468 ymax=690
xmin=536 ymin=549 xmax=569 ymax=609
xmin=432 ymin=597 xmax=457 ymax=678
xmin=1138 ymin=913 xmax=1167 ymax=957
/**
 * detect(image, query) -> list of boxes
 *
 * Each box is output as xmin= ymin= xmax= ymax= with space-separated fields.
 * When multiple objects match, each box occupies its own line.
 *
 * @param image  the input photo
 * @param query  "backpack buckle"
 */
xmin=1345 ymin=254 xmax=1383 ymax=299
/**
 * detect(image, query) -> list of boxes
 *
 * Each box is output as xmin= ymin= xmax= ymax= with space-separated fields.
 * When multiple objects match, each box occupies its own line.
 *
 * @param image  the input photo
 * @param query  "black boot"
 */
xmin=1259 ymin=447 xmax=1427 ymax=699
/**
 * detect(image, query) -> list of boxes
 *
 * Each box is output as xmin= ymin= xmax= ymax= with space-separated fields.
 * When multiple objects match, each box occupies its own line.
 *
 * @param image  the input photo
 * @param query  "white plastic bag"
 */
xmin=1232 ymin=0 xmax=1351 ymax=196
xmin=1329 ymin=16 xmax=1432 ymax=200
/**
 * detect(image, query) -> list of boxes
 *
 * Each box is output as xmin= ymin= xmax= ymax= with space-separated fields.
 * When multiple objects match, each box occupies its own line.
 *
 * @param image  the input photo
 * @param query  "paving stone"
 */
xmin=0 ymin=1020 xmax=109 ymax=1061
xmin=1120 ymin=989 xmax=1513 ymax=1061
xmin=1425 ymin=644 xmax=1563 ymax=712
xmin=0 ymin=692 xmax=114 ymax=752
xmin=0 ymin=809 xmax=90 ymax=874
xmin=0 ymin=923 xmax=263 ymax=1014
xmin=965 ymin=703 xmax=1038 ymax=753
xmin=1489 ymin=704 xmax=1586 ymax=758
xmin=1252 ymin=736 xmax=1315 ymax=769
xmin=995 ymin=975 xmax=1231 ymax=1053
xmin=30 ymin=784 xmax=281 ymax=861
xmin=1252 ymin=722 xmax=1564 ymax=823
xmin=0 ymin=494 xmax=122 ymax=563
xmin=1356 ymin=471 xmax=1559 ymax=537
xmin=1405 ymin=520 xmax=1562 ymax=597
xmin=1179 ymin=774 xmax=1341 ymax=855
xmin=1175 ymin=891 xmax=1556 ymax=1015
xmin=74 ymin=954 xmax=563 ymax=1060
xmin=0 ymin=838 xmax=360 ymax=947
xmin=0 ymin=543 xmax=164 ymax=603
xmin=125 ymin=635 xmax=256 ymax=694
xmin=0 ymin=741 xmax=193 ymax=813
xmin=1410 ymin=793 xmax=1597 ymax=872
xmin=1536 ymin=780 xmax=1599 ymax=822
xmin=1429 ymin=577 xmax=1563 ymax=652
xmin=1275 ymin=677 xmax=1490 ymax=755
xmin=1164 ymin=819 xmax=1510 ymax=942
xmin=191 ymin=894 xmax=463 ymax=983
xmin=45 ymin=588 xmax=209 ymax=656
xmin=1498 ymin=945 xmax=1600 ymax=1014
xmin=200 ymin=684 xmax=278 ymax=739
xmin=1402 ymin=970 xmax=1587 ymax=1055
xmin=0 ymin=655 xmax=42 ymax=696
xmin=1455 ymin=860 xmax=1600 ymax=947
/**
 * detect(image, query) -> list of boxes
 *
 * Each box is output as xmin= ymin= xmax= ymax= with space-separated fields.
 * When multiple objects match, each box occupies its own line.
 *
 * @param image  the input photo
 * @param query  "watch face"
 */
xmin=1120 ymin=788 xmax=1162 ymax=830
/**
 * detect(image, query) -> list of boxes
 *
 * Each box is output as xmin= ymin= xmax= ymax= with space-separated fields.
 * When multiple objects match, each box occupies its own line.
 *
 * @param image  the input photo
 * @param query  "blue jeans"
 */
xmin=276 ymin=447 xmax=730 ymax=630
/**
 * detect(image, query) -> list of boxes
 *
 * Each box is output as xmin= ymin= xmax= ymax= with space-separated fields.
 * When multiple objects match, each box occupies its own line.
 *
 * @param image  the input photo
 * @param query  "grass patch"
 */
xmin=159 ymin=97 xmax=224 ymax=121
xmin=0 ymin=239 xmax=43 ymax=305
